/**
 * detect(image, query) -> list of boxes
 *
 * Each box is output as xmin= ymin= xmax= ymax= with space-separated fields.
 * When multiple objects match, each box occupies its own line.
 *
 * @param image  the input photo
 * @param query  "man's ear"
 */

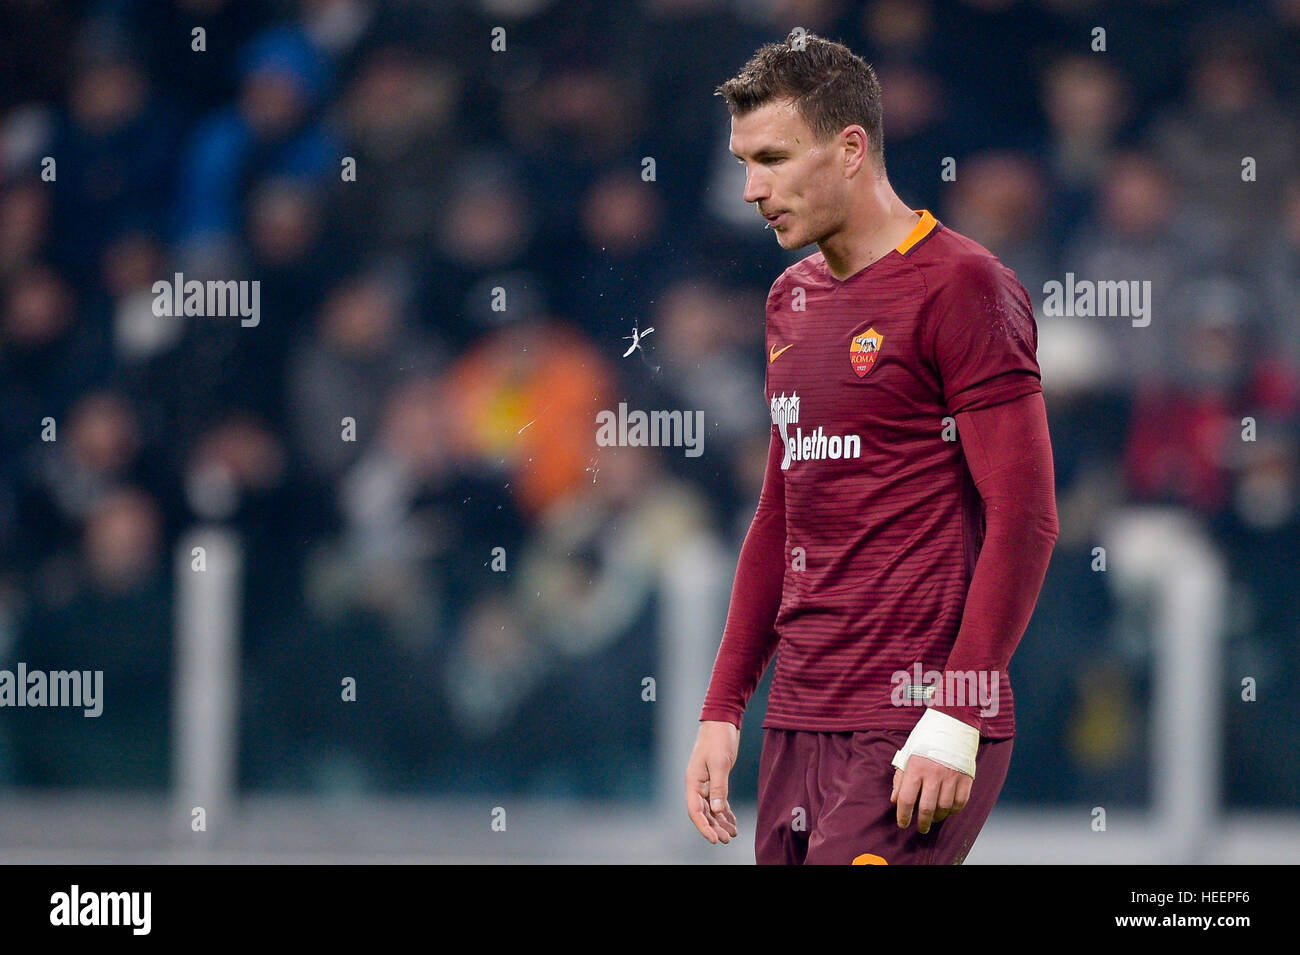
xmin=841 ymin=125 xmax=870 ymax=178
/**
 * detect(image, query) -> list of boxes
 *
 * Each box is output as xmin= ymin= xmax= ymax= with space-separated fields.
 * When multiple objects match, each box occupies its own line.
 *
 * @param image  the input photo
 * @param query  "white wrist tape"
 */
xmin=891 ymin=708 xmax=979 ymax=779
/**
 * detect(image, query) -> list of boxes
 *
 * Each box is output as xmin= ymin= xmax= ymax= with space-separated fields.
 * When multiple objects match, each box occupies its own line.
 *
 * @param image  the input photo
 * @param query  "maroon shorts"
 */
xmin=755 ymin=727 xmax=1013 ymax=865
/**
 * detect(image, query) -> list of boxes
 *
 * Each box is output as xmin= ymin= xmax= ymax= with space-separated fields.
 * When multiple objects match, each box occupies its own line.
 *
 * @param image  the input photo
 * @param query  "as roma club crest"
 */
xmin=850 ymin=327 xmax=883 ymax=378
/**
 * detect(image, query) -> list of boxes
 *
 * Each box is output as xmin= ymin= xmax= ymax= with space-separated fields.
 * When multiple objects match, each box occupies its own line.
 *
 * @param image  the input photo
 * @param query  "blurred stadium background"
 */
xmin=0 ymin=0 xmax=1297 ymax=863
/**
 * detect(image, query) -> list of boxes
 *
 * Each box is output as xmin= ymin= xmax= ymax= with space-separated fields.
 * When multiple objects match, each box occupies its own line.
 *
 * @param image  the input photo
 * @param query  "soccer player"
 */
xmin=685 ymin=33 xmax=1059 ymax=865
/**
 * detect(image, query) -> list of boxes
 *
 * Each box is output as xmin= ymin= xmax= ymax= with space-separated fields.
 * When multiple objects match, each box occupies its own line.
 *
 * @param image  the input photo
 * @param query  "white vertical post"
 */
xmin=172 ymin=527 xmax=242 ymax=843
xmin=1152 ymin=522 xmax=1225 ymax=861
xmin=1105 ymin=509 xmax=1226 ymax=861
xmin=657 ymin=533 xmax=730 ymax=814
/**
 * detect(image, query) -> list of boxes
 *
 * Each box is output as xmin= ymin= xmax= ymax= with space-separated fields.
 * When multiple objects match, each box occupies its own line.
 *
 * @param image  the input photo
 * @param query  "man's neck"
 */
xmin=818 ymin=185 xmax=919 ymax=281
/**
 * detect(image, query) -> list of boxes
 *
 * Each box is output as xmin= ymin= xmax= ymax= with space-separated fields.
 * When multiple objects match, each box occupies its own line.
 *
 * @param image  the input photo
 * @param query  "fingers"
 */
xmin=703 ymin=756 xmax=737 ymax=840
xmin=894 ymin=765 xmax=923 ymax=830
xmin=705 ymin=796 xmax=739 ymax=840
xmin=895 ymin=757 xmax=974 ymax=834
xmin=689 ymin=791 xmax=735 ymax=844
xmin=687 ymin=790 xmax=720 ymax=843
xmin=705 ymin=757 xmax=731 ymax=816
xmin=915 ymin=771 xmax=941 ymax=835
xmin=686 ymin=771 xmax=730 ymax=843
xmin=685 ymin=755 xmax=716 ymax=841
xmin=685 ymin=760 xmax=738 ymax=844
xmin=933 ymin=773 xmax=958 ymax=825
xmin=955 ymin=773 xmax=974 ymax=813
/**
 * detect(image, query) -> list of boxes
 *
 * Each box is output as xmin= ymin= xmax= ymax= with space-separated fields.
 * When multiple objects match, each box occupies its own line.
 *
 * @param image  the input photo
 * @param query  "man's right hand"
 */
xmin=685 ymin=720 xmax=741 ymax=844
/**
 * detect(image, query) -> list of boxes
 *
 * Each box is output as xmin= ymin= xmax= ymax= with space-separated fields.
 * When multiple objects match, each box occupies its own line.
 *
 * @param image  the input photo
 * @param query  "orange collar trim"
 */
xmin=895 ymin=209 xmax=938 ymax=255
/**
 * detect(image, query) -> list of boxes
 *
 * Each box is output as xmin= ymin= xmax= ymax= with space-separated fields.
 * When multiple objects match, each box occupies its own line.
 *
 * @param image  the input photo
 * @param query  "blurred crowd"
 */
xmin=0 ymin=0 xmax=1297 ymax=805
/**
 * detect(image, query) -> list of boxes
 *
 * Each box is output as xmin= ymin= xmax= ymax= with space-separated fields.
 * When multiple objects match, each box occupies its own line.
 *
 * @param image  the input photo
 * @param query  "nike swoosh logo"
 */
xmin=769 ymin=343 xmax=794 ymax=363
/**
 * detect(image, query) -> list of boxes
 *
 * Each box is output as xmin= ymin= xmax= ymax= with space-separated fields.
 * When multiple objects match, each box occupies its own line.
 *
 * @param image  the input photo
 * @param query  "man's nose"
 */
xmin=743 ymin=169 xmax=770 ymax=205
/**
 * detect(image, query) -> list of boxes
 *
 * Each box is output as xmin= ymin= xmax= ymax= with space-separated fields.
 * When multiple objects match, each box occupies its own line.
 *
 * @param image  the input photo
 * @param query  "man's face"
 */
xmin=729 ymin=99 xmax=847 ymax=250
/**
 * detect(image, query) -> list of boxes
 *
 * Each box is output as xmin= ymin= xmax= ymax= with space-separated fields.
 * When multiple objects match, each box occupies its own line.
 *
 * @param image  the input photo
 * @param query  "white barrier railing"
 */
xmin=171 ymin=527 xmax=242 ymax=846
xmin=655 ymin=533 xmax=730 ymax=813
xmin=1098 ymin=506 xmax=1227 ymax=862
xmin=12 ymin=506 xmax=1244 ymax=862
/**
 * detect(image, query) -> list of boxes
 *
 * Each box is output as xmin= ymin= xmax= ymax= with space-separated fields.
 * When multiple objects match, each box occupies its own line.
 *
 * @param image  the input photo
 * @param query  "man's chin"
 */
xmin=774 ymin=229 xmax=811 ymax=250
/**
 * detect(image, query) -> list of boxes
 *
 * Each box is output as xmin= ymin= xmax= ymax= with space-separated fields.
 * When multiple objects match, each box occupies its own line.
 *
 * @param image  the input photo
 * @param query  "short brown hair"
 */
xmin=716 ymin=31 xmax=885 ymax=169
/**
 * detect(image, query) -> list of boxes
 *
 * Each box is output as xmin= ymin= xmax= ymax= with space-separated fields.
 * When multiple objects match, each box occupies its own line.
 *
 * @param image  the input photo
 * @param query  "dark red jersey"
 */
xmin=701 ymin=210 xmax=1044 ymax=738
